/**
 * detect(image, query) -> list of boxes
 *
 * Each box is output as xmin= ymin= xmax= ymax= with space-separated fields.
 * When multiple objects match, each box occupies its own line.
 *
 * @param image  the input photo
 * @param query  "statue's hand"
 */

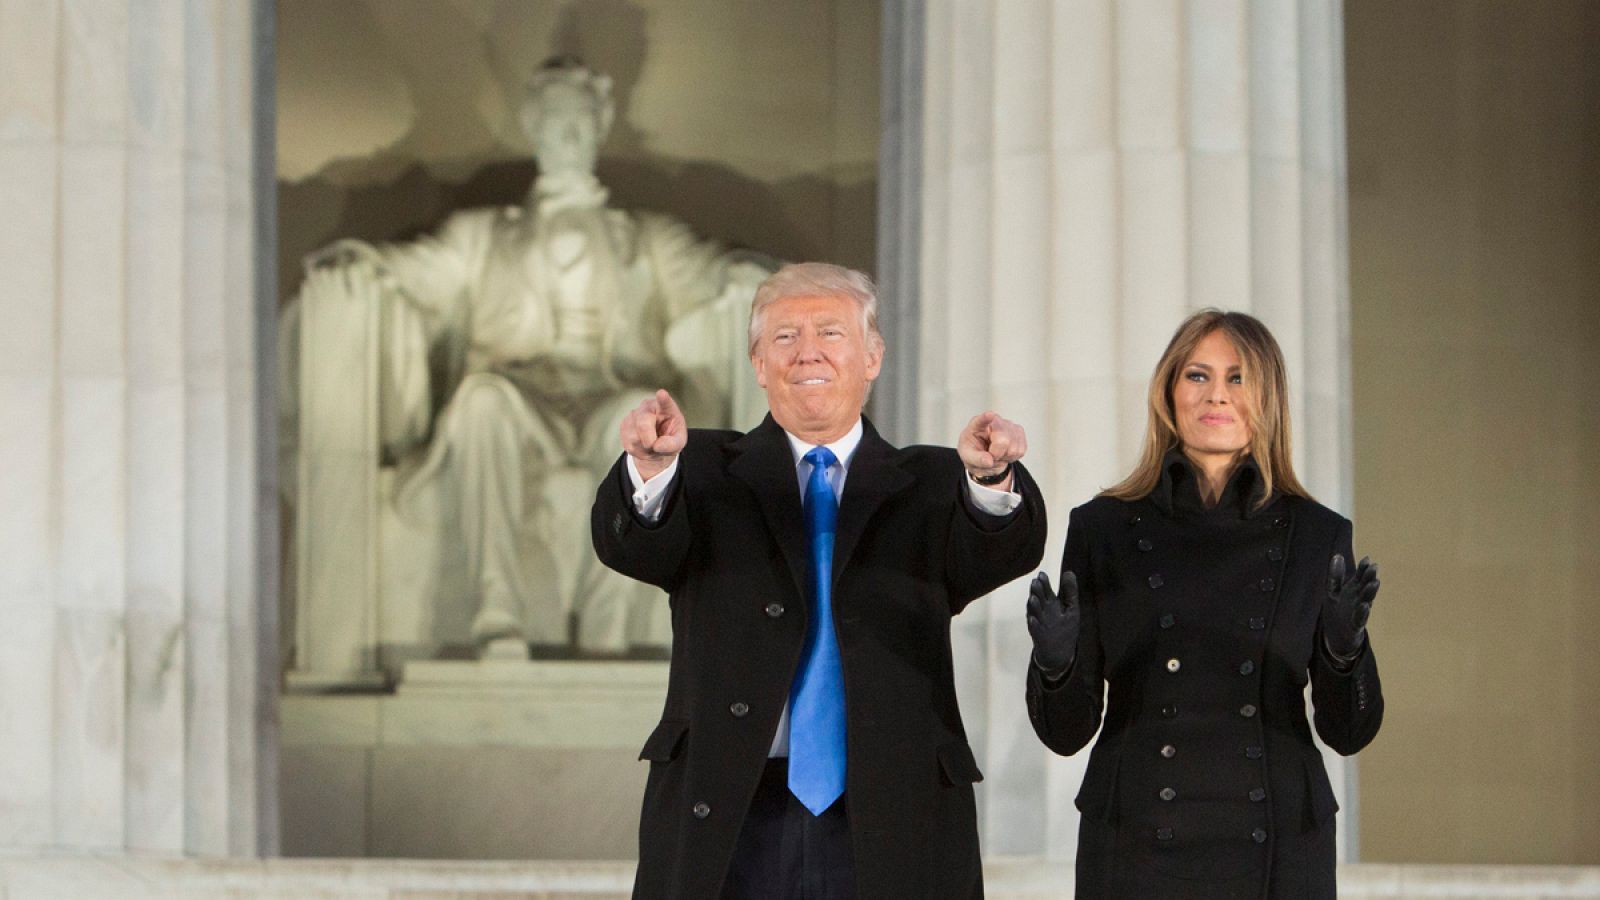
xmin=958 ymin=411 xmax=1026 ymax=490
xmin=621 ymin=389 xmax=687 ymax=480
xmin=302 ymin=240 xmax=400 ymax=311
xmin=306 ymin=238 xmax=385 ymax=273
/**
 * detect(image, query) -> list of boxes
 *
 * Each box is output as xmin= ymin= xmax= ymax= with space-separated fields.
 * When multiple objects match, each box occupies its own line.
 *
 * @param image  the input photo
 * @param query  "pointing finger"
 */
xmin=655 ymin=389 xmax=683 ymax=420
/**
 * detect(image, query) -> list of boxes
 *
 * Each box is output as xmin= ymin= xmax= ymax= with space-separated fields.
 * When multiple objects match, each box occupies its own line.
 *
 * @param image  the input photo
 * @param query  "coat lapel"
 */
xmin=728 ymin=415 xmax=810 ymax=598
xmin=831 ymin=419 xmax=913 ymax=589
xmin=727 ymin=415 xmax=914 ymax=602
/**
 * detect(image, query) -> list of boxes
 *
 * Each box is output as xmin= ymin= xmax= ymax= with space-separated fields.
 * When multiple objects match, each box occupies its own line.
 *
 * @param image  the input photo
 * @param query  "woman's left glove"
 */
xmin=1323 ymin=553 xmax=1379 ymax=664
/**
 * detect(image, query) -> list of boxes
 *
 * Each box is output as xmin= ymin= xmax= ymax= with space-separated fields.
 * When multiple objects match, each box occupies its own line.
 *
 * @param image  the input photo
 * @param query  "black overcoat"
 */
xmin=593 ymin=415 xmax=1048 ymax=899
xmin=1026 ymin=453 xmax=1383 ymax=899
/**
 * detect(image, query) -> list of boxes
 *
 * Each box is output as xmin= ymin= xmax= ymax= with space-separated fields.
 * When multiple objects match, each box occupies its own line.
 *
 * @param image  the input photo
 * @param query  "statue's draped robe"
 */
xmin=283 ymin=189 xmax=770 ymax=653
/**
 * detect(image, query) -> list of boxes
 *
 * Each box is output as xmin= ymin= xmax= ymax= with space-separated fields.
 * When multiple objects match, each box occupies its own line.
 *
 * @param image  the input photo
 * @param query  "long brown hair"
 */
xmin=1103 ymin=309 xmax=1311 ymax=509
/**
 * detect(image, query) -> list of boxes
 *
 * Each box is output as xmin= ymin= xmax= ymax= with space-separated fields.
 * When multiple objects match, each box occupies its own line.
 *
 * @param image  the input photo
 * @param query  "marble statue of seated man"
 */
xmin=283 ymin=57 xmax=771 ymax=661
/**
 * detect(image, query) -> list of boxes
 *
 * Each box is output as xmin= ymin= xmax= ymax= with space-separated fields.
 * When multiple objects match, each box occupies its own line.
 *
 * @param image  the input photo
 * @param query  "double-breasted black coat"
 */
xmin=1026 ymin=453 xmax=1383 ymax=899
xmin=593 ymin=415 xmax=1048 ymax=899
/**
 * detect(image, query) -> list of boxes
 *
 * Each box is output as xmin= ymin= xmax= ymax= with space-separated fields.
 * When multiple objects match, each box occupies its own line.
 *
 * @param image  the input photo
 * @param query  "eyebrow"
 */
xmin=1184 ymin=362 xmax=1242 ymax=371
xmin=771 ymin=316 xmax=849 ymax=330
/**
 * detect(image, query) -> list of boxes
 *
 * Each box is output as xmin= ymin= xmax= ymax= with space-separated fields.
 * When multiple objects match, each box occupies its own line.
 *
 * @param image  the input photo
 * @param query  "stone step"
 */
xmin=1 ymin=856 xmax=1597 ymax=899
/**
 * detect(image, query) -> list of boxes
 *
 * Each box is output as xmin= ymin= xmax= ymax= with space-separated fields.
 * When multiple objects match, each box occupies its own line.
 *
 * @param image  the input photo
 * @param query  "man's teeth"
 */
xmin=800 ymin=378 xmax=827 ymax=384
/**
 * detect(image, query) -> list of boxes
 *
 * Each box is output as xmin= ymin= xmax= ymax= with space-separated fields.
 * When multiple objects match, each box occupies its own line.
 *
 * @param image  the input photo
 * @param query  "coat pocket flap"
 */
xmin=1303 ymin=751 xmax=1340 ymax=826
xmin=639 ymin=718 xmax=688 ymax=762
xmin=1073 ymin=748 xmax=1122 ymax=822
xmin=937 ymin=740 xmax=985 ymax=786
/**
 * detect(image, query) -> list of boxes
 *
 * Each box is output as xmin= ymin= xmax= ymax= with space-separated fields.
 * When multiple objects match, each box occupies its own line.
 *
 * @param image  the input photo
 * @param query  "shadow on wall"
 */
xmin=277 ymin=158 xmax=879 ymax=313
xmin=276 ymin=0 xmax=878 ymax=309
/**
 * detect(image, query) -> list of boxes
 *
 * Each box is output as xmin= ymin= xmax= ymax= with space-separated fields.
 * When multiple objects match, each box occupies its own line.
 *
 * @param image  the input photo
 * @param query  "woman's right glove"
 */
xmin=1026 ymin=571 xmax=1080 ymax=677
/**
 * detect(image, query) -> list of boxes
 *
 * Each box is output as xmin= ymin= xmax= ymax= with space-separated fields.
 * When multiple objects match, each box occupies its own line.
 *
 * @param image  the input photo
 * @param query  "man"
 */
xmin=592 ymin=263 xmax=1047 ymax=898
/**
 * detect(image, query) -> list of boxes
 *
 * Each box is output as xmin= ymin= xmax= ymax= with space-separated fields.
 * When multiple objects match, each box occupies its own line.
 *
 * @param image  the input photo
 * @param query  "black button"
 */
xmin=1252 ymin=828 xmax=1268 ymax=843
xmin=612 ymin=512 xmax=626 ymax=535
xmin=1248 ymin=617 xmax=1266 ymax=631
xmin=1159 ymin=787 xmax=1176 ymax=801
xmin=1148 ymin=574 xmax=1164 ymax=589
xmin=1159 ymin=613 xmax=1176 ymax=629
xmin=1245 ymin=745 xmax=1263 ymax=760
xmin=1240 ymin=704 xmax=1258 ymax=718
xmin=765 ymin=602 xmax=785 ymax=618
xmin=1267 ymin=547 xmax=1283 ymax=561
xmin=1130 ymin=515 xmax=1142 ymax=525
xmin=1156 ymin=826 xmax=1173 ymax=841
xmin=692 ymin=801 xmax=711 ymax=819
xmin=729 ymin=702 xmax=749 ymax=718
xmin=1259 ymin=578 xmax=1275 ymax=592
xmin=1272 ymin=516 xmax=1288 ymax=528
xmin=1137 ymin=538 xmax=1153 ymax=552
xmin=1161 ymin=704 xmax=1178 ymax=718
xmin=1249 ymin=788 xmax=1267 ymax=802
xmin=1239 ymin=660 xmax=1255 ymax=675
xmin=1160 ymin=744 xmax=1176 ymax=759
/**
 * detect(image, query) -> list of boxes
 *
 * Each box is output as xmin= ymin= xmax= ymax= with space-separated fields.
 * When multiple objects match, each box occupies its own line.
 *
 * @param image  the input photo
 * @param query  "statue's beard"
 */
xmin=532 ymin=169 xmax=607 ymax=212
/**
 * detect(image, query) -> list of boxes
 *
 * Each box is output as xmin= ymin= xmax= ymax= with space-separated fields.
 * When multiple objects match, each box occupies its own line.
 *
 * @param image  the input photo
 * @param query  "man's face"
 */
xmin=528 ymin=83 xmax=601 ymax=177
xmin=750 ymin=294 xmax=883 ymax=443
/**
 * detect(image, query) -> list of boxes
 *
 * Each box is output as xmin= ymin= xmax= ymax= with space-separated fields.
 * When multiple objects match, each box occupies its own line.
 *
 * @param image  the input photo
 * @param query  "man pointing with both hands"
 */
xmin=592 ymin=263 xmax=1047 ymax=899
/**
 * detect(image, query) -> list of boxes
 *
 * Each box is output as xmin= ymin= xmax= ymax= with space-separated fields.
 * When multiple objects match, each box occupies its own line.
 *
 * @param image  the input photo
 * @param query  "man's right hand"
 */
xmin=621 ymin=389 xmax=687 ymax=481
xmin=1026 ymin=571 xmax=1080 ymax=677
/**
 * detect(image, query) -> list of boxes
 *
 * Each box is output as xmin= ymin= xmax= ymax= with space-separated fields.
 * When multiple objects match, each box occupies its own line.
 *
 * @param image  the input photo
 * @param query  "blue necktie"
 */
xmin=789 ymin=445 xmax=847 ymax=815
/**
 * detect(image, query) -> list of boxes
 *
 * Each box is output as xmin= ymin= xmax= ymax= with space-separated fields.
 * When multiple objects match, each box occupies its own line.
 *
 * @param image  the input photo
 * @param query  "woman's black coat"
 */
xmin=1026 ymin=454 xmax=1383 ymax=899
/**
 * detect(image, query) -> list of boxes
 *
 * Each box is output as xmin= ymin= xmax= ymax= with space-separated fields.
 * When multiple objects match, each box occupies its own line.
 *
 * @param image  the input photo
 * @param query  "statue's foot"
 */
xmin=480 ymin=636 xmax=531 ymax=661
xmin=472 ymin=608 xmax=530 ymax=660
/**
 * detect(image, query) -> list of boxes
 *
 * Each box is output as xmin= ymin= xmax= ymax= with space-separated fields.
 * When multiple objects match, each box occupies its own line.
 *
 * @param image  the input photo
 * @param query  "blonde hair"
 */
xmin=747 ymin=262 xmax=884 ymax=357
xmin=1104 ymin=309 xmax=1311 ymax=509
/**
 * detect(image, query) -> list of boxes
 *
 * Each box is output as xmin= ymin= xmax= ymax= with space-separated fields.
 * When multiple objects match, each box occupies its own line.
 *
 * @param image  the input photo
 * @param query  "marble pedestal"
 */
xmin=279 ymin=660 xmax=668 ymax=860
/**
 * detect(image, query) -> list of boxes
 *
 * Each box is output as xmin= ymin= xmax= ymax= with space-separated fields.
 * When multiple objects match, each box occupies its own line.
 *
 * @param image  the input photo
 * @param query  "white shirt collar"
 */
xmin=782 ymin=418 xmax=864 ymax=470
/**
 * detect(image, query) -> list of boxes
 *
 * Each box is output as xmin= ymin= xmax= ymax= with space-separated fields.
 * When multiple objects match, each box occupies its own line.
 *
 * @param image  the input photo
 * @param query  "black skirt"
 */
xmin=1073 ymin=815 xmax=1337 ymax=900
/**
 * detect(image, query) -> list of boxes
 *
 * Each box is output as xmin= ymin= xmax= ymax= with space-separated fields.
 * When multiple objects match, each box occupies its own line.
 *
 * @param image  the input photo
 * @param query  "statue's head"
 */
xmin=521 ymin=56 xmax=615 ymax=178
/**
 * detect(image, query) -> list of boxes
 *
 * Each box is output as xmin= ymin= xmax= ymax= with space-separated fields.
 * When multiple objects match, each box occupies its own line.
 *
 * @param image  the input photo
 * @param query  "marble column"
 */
xmin=0 ymin=0 xmax=265 ymax=856
xmin=916 ymin=0 xmax=1355 ymax=860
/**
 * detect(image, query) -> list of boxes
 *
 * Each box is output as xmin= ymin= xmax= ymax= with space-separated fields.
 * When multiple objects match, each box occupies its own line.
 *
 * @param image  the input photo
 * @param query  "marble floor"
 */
xmin=0 ymin=856 xmax=1597 ymax=899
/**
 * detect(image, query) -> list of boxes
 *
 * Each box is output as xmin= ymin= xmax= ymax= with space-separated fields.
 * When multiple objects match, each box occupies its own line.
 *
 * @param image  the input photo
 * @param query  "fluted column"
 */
xmin=0 ymin=0 xmax=265 ymax=856
xmin=917 ymin=0 xmax=1354 ymax=860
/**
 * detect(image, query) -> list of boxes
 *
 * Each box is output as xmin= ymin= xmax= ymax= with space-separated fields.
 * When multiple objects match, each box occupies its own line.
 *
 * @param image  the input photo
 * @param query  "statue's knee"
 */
xmin=450 ymin=374 xmax=520 ymax=423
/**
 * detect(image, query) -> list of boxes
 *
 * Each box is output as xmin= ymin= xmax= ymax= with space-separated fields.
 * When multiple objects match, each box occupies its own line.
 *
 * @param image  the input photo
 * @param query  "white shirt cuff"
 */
xmin=966 ymin=474 xmax=1023 ymax=516
xmin=626 ymin=455 xmax=680 ymax=522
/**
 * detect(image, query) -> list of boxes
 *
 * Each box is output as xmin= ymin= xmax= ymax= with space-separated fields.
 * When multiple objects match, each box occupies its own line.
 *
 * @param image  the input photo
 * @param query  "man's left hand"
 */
xmin=958 ymin=411 xmax=1026 ymax=490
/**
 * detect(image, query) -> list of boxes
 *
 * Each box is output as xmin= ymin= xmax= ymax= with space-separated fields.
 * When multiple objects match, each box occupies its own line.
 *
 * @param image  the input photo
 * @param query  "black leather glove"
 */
xmin=1026 ymin=571 xmax=1080 ymax=677
xmin=1323 ymin=553 xmax=1379 ymax=665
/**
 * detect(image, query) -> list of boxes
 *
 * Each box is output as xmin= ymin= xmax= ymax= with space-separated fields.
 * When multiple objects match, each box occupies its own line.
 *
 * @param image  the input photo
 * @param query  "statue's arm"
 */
xmin=307 ymin=208 xmax=493 ymax=324
xmin=640 ymin=213 xmax=778 ymax=431
xmin=281 ymin=211 xmax=493 ymax=475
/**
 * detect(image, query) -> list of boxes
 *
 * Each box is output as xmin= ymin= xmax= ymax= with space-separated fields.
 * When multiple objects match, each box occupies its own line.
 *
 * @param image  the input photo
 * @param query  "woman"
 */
xmin=1025 ymin=310 xmax=1382 ymax=898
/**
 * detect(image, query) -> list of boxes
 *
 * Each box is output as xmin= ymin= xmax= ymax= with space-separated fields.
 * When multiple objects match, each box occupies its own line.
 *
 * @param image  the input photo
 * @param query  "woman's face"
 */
xmin=1172 ymin=329 xmax=1253 ymax=459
